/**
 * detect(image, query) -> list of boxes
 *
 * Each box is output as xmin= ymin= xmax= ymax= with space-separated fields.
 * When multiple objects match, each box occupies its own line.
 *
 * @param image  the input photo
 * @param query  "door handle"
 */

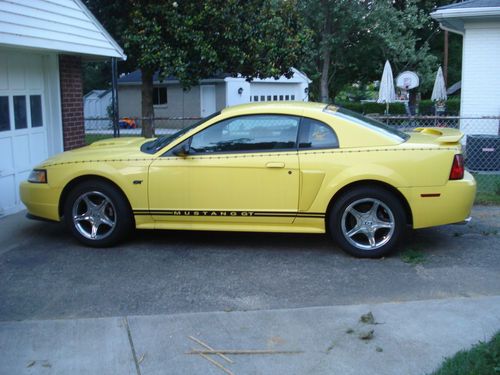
xmin=266 ymin=162 xmax=285 ymax=168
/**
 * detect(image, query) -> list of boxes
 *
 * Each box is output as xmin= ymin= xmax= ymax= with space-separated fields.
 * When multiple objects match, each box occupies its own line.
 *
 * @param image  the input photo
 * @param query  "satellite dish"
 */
xmin=396 ymin=71 xmax=419 ymax=90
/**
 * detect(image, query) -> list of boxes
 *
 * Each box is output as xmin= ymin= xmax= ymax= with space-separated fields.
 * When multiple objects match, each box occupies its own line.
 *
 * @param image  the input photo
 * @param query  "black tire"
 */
xmin=63 ymin=180 xmax=133 ymax=247
xmin=328 ymin=186 xmax=406 ymax=258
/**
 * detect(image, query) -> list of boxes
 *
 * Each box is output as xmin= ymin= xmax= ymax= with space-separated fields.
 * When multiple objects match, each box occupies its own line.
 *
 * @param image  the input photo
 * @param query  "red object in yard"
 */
xmin=119 ymin=117 xmax=137 ymax=129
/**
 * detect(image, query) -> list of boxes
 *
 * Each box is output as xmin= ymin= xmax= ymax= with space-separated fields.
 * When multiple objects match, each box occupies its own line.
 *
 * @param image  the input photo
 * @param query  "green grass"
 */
xmin=473 ymin=173 xmax=500 ymax=205
xmin=429 ymin=331 xmax=500 ymax=375
xmin=400 ymin=248 xmax=426 ymax=265
xmin=475 ymin=192 xmax=500 ymax=205
xmin=85 ymin=134 xmax=113 ymax=145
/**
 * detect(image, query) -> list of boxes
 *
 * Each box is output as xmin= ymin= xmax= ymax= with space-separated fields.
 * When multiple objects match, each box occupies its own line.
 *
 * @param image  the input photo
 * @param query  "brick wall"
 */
xmin=59 ymin=54 xmax=85 ymax=150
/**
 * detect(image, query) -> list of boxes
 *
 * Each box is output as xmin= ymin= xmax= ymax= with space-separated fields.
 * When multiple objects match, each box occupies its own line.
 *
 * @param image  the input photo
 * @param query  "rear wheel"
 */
xmin=63 ymin=180 xmax=133 ymax=247
xmin=329 ymin=187 xmax=406 ymax=258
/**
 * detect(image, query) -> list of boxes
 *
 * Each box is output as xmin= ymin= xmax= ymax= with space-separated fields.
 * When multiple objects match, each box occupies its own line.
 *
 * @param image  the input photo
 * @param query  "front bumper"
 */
xmin=19 ymin=181 xmax=61 ymax=222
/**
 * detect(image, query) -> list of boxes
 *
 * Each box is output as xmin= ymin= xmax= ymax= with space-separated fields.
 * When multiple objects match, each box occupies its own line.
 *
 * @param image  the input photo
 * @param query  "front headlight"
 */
xmin=28 ymin=169 xmax=47 ymax=184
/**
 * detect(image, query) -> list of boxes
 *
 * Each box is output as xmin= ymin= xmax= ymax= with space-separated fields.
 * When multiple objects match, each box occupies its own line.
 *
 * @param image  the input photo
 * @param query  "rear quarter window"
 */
xmin=299 ymin=118 xmax=339 ymax=149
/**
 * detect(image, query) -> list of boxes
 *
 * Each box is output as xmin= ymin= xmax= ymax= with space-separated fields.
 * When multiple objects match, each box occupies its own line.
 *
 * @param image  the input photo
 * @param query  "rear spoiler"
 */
xmin=413 ymin=127 xmax=464 ymax=144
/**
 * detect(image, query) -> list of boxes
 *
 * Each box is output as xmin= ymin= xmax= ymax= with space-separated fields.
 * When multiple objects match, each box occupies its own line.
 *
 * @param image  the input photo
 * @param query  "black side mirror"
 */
xmin=172 ymin=143 xmax=190 ymax=157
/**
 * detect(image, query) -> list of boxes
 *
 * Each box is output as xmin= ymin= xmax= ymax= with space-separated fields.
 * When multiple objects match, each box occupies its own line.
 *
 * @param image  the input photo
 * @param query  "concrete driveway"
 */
xmin=1 ymin=206 xmax=499 ymax=322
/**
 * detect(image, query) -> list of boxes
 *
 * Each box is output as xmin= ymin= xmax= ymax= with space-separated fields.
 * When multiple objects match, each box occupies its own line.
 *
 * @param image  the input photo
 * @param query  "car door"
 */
xmin=148 ymin=114 xmax=300 ymax=224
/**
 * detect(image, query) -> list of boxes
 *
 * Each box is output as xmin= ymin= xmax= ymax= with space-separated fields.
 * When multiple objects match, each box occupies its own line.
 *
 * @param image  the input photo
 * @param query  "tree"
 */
xmin=85 ymin=0 xmax=309 ymax=137
xmin=299 ymin=0 xmax=439 ymax=102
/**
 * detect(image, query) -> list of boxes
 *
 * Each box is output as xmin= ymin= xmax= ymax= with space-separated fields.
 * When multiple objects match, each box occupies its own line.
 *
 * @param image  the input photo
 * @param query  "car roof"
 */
xmin=221 ymin=101 xmax=334 ymax=116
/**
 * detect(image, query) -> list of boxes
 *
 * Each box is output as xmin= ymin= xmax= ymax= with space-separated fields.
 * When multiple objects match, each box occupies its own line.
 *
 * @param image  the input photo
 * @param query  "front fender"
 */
xmin=49 ymin=160 xmax=150 ymax=214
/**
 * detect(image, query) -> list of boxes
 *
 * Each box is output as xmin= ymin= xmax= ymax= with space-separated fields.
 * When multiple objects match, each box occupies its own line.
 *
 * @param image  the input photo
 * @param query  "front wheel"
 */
xmin=63 ymin=180 xmax=133 ymax=247
xmin=329 ymin=187 xmax=406 ymax=258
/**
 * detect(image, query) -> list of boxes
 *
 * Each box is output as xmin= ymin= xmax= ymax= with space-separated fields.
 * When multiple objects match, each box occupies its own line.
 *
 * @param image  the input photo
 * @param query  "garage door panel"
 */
xmin=30 ymin=131 xmax=48 ymax=165
xmin=12 ymin=133 xmax=30 ymax=171
xmin=0 ymin=50 xmax=49 ymax=216
xmin=0 ymin=174 xmax=16 ymax=213
xmin=0 ymin=137 xmax=14 ymax=173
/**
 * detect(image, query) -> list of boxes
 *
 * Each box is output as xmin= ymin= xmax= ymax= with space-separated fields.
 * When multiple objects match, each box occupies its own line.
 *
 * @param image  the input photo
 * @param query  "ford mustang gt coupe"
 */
xmin=20 ymin=102 xmax=476 ymax=257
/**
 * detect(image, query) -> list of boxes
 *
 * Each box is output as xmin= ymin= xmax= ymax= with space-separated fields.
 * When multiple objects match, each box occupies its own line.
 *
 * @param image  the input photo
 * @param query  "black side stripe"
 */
xmin=132 ymin=209 xmax=325 ymax=218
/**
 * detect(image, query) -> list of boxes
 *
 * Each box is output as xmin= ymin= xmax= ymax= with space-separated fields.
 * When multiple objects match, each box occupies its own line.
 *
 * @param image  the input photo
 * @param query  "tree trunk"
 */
xmin=320 ymin=51 xmax=331 ymax=103
xmin=319 ymin=0 xmax=332 ymax=103
xmin=141 ymin=68 xmax=155 ymax=138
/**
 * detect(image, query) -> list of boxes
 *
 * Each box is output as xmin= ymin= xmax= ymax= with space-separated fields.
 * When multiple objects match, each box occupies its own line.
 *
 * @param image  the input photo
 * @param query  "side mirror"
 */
xmin=172 ymin=143 xmax=190 ymax=157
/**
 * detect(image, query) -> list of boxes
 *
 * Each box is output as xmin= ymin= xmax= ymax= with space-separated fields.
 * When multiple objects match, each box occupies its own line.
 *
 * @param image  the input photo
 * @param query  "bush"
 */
xmin=336 ymin=102 xmax=363 ymax=113
xmin=418 ymin=98 xmax=461 ymax=115
xmin=419 ymin=99 xmax=434 ymax=115
xmin=446 ymin=98 xmax=460 ymax=115
xmin=336 ymin=101 xmax=406 ymax=115
xmin=363 ymin=102 xmax=406 ymax=115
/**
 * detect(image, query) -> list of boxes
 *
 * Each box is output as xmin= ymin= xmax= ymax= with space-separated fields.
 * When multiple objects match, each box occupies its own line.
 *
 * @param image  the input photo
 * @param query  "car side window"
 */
xmin=298 ymin=118 xmax=339 ymax=149
xmin=190 ymin=115 xmax=300 ymax=154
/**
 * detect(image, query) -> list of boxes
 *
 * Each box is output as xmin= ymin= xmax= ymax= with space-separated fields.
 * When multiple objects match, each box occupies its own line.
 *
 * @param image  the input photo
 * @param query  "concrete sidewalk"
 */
xmin=1 ymin=296 xmax=499 ymax=375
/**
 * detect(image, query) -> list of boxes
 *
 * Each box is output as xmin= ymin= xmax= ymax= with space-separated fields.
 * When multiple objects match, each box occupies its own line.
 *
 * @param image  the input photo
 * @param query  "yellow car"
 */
xmin=20 ymin=102 xmax=476 ymax=257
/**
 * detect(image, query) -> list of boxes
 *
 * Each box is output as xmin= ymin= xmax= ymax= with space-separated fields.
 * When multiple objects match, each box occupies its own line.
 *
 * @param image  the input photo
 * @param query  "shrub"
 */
xmin=419 ymin=99 xmax=434 ymax=115
xmin=446 ymin=98 xmax=461 ymax=115
xmin=418 ymin=98 xmax=461 ymax=115
xmin=336 ymin=102 xmax=363 ymax=113
xmin=363 ymin=102 xmax=406 ymax=115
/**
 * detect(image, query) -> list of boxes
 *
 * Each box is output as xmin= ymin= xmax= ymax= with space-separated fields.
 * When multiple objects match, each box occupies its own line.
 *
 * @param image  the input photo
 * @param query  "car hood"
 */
xmin=39 ymin=137 xmax=153 ymax=167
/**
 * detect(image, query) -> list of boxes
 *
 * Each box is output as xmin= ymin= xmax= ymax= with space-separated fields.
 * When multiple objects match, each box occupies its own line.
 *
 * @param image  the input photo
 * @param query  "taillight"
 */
xmin=449 ymin=154 xmax=464 ymax=180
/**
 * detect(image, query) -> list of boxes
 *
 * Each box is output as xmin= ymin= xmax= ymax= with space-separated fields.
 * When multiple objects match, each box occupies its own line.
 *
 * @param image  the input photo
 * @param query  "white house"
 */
xmin=0 ymin=0 xmax=125 ymax=216
xmin=431 ymin=0 xmax=500 ymax=136
xmin=117 ymin=68 xmax=311 ymax=121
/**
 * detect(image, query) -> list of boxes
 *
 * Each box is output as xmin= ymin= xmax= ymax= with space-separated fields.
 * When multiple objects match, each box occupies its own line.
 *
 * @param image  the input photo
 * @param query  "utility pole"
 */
xmin=443 ymin=30 xmax=449 ymax=85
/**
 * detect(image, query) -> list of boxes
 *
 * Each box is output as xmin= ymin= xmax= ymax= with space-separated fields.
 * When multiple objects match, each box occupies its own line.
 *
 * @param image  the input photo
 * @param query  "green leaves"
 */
xmin=299 ymin=0 xmax=439 ymax=100
xmin=98 ymin=0 xmax=309 ymax=88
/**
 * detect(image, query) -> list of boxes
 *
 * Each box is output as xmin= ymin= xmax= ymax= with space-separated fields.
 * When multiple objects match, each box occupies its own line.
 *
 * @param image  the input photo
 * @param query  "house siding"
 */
xmin=154 ymin=85 xmax=201 ymax=118
xmin=118 ymin=84 xmax=202 ymax=120
xmin=461 ymin=22 xmax=500 ymax=117
xmin=215 ymin=82 xmax=226 ymax=110
xmin=0 ymin=0 xmax=124 ymax=59
xmin=59 ymin=54 xmax=85 ymax=150
xmin=118 ymin=86 xmax=142 ymax=118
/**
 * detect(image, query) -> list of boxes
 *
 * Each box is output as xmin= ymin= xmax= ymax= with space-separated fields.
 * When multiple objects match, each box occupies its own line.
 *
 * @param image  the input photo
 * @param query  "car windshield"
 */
xmin=141 ymin=111 xmax=221 ymax=154
xmin=324 ymin=105 xmax=409 ymax=142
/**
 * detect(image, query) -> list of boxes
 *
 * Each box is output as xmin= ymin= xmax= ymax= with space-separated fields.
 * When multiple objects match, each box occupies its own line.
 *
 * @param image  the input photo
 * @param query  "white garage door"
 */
xmin=0 ymin=52 xmax=48 ymax=216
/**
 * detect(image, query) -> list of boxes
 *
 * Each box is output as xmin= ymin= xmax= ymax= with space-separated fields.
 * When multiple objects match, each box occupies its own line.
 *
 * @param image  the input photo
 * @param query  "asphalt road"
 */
xmin=0 ymin=206 xmax=499 ymax=322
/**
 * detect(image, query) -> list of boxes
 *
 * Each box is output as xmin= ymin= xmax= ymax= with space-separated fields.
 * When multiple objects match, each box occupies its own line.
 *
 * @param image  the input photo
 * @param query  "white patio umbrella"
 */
xmin=431 ymin=66 xmax=447 ymax=102
xmin=377 ymin=60 xmax=396 ymax=114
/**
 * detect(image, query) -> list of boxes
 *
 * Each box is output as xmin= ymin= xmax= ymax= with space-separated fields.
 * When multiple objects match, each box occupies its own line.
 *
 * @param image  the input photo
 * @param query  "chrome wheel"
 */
xmin=341 ymin=198 xmax=395 ymax=251
xmin=71 ymin=191 xmax=116 ymax=240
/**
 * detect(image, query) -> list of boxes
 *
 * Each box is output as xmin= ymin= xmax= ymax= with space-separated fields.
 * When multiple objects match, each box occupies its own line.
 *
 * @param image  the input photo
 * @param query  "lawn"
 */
xmin=430 ymin=331 xmax=500 ymax=375
xmin=85 ymin=134 xmax=114 ymax=144
xmin=473 ymin=173 xmax=500 ymax=205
